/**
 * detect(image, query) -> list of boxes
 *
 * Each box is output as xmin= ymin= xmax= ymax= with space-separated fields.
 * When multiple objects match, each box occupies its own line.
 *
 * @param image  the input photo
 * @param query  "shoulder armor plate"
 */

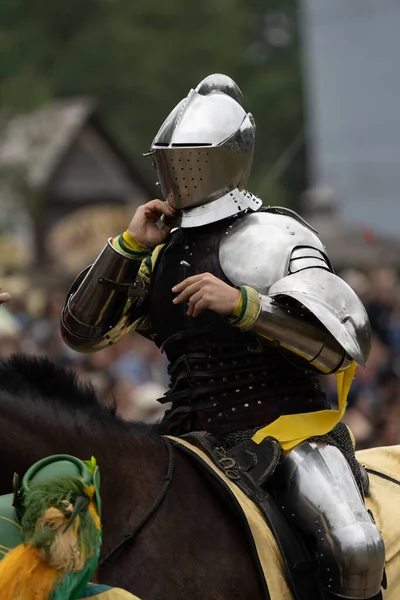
xmin=262 ymin=205 xmax=319 ymax=234
xmin=269 ymin=269 xmax=371 ymax=365
xmin=219 ymin=211 xmax=328 ymax=295
xmin=219 ymin=211 xmax=371 ymax=366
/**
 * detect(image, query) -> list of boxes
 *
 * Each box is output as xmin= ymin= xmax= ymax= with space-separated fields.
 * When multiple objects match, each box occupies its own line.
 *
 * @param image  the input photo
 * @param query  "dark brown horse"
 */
xmin=0 ymin=355 xmax=265 ymax=600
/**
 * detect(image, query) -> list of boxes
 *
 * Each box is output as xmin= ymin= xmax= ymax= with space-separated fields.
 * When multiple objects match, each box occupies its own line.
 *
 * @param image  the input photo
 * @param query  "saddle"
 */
xmin=174 ymin=432 xmax=330 ymax=600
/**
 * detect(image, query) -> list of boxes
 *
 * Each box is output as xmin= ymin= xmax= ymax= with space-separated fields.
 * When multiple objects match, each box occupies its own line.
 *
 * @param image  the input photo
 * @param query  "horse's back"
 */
xmin=357 ymin=445 xmax=400 ymax=599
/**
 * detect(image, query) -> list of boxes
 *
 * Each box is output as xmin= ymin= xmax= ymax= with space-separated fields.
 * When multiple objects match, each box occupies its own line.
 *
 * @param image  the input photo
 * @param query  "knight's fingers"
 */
xmin=173 ymin=282 xmax=202 ymax=304
xmin=146 ymin=199 xmax=175 ymax=215
xmin=160 ymin=223 xmax=172 ymax=234
xmin=157 ymin=201 xmax=176 ymax=217
xmin=186 ymin=290 xmax=203 ymax=315
xmin=0 ymin=292 xmax=11 ymax=303
xmin=144 ymin=200 xmax=176 ymax=222
xmin=172 ymin=274 xmax=203 ymax=293
xmin=192 ymin=297 xmax=208 ymax=318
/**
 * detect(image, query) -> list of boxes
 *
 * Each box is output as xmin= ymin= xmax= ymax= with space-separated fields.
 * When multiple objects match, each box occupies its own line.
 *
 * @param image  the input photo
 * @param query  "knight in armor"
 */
xmin=61 ymin=74 xmax=385 ymax=599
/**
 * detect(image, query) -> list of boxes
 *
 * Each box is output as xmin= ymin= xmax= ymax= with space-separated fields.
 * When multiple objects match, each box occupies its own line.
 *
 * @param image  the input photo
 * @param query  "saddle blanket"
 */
xmin=171 ymin=437 xmax=400 ymax=600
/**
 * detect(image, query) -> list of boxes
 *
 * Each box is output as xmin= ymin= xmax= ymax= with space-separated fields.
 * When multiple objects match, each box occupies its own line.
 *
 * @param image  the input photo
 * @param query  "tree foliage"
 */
xmin=0 ymin=0 xmax=305 ymax=205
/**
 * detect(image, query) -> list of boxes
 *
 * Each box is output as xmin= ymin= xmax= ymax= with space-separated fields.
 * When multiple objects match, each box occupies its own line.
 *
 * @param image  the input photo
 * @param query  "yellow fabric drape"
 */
xmin=252 ymin=361 xmax=357 ymax=451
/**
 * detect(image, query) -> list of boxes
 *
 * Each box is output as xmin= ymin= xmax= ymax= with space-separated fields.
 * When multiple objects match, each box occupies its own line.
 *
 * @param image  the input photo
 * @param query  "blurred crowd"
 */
xmin=0 ymin=266 xmax=399 ymax=449
xmin=325 ymin=267 xmax=400 ymax=449
xmin=0 ymin=287 xmax=170 ymax=423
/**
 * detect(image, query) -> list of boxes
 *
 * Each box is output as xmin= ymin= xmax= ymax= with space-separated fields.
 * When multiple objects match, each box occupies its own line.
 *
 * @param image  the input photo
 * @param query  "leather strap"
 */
xmin=181 ymin=432 xmax=329 ymax=600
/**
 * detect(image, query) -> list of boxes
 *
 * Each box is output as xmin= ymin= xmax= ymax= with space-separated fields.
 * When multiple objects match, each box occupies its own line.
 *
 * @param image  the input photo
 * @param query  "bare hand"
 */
xmin=172 ymin=273 xmax=240 ymax=318
xmin=0 ymin=290 xmax=10 ymax=304
xmin=127 ymin=200 xmax=176 ymax=249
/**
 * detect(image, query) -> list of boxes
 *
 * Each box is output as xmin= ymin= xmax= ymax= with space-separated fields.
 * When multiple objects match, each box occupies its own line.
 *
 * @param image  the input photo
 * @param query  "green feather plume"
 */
xmin=0 ymin=474 xmax=102 ymax=600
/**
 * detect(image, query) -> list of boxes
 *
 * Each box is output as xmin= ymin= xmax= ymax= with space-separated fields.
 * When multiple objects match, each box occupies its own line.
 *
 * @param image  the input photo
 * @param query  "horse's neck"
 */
xmin=0 ymin=405 xmax=165 ymax=516
xmin=97 ymin=435 xmax=168 ymax=557
xmin=1 ymin=410 xmax=167 ymax=560
xmin=45 ymin=419 xmax=168 ymax=558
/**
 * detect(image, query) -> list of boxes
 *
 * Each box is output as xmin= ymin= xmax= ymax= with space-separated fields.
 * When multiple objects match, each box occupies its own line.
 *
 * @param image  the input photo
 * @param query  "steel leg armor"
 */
xmin=273 ymin=442 xmax=385 ymax=599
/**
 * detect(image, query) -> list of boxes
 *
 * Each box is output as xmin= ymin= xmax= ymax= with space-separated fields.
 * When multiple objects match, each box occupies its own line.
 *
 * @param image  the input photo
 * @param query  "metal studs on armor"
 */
xmin=257 ymin=400 xmax=262 ymax=404
xmin=244 ymin=403 xmax=249 ymax=407
xmin=232 ymin=407 xmax=236 ymax=411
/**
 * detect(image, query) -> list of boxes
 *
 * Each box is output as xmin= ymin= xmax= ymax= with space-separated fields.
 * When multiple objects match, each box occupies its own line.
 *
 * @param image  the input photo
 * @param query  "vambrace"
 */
xmin=251 ymin=294 xmax=352 ymax=374
xmin=61 ymin=239 xmax=147 ymax=352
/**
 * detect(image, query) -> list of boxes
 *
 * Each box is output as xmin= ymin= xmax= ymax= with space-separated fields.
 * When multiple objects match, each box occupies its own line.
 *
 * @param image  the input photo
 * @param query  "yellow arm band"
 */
xmin=229 ymin=286 xmax=261 ymax=330
xmin=112 ymin=231 xmax=151 ymax=259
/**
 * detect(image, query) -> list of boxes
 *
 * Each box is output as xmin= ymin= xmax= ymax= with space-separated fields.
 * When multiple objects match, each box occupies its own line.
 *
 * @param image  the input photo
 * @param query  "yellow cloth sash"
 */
xmin=252 ymin=362 xmax=357 ymax=451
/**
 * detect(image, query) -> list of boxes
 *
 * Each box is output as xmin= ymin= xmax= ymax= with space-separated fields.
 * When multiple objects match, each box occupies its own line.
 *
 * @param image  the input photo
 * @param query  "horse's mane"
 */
xmin=0 ymin=354 xmax=153 ymax=435
xmin=0 ymin=354 xmax=100 ymax=407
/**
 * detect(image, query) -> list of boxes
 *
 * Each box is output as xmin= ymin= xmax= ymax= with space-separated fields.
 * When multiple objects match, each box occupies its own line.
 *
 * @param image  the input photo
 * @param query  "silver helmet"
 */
xmin=150 ymin=74 xmax=261 ymax=227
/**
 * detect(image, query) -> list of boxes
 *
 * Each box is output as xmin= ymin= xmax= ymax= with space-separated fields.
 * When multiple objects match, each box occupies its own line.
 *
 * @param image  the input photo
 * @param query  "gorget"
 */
xmin=171 ymin=188 xmax=262 ymax=228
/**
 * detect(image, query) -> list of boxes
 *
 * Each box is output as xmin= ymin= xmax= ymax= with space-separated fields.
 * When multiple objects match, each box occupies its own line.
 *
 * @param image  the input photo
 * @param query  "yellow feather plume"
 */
xmin=0 ymin=543 xmax=61 ymax=600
